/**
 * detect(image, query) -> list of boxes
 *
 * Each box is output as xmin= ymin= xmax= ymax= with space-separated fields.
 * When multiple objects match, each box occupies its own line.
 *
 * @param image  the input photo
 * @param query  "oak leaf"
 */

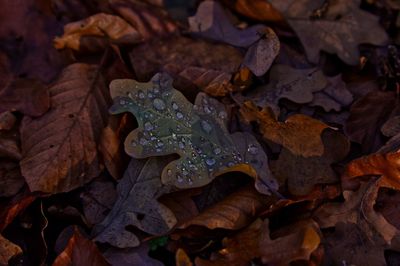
xmin=54 ymin=13 xmax=142 ymax=51
xmin=20 ymin=63 xmax=110 ymax=193
xmin=109 ymin=73 xmax=278 ymax=194
xmin=240 ymin=101 xmax=329 ymax=157
xmin=269 ymin=0 xmax=389 ymax=64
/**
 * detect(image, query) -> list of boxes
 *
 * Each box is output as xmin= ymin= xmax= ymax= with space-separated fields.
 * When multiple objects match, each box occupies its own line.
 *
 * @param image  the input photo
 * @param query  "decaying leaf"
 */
xmin=195 ymin=219 xmax=320 ymax=266
xmin=93 ymin=158 xmax=177 ymax=248
xmin=54 ymin=13 xmax=142 ymax=51
xmin=129 ymin=36 xmax=244 ymax=96
xmin=0 ymin=234 xmax=22 ymax=265
xmin=269 ymin=0 xmax=389 ymax=64
xmin=0 ymin=78 xmax=50 ymax=117
xmin=109 ymin=73 xmax=278 ymax=194
xmin=310 ymin=75 xmax=353 ymax=112
xmin=314 ymin=179 xmax=399 ymax=244
xmin=20 ymin=63 xmax=110 ymax=193
xmin=345 ymin=90 xmax=398 ymax=153
xmin=322 ymin=222 xmax=389 ymax=266
xmin=53 ymin=227 xmax=110 ymax=266
xmin=188 ymin=1 xmax=280 ymax=76
xmin=248 ymin=64 xmax=328 ymax=112
xmin=181 ymin=184 xmax=275 ymax=230
xmin=273 ymin=129 xmax=350 ymax=195
xmin=240 ymin=101 xmax=329 ymax=157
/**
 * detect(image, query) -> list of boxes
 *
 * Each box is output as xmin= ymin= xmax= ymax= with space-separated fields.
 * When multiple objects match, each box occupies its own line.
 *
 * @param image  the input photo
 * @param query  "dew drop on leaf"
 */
xmin=200 ymin=120 xmax=212 ymax=133
xmin=172 ymin=102 xmax=179 ymax=110
xmin=153 ymin=98 xmax=166 ymax=110
xmin=144 ymin=121 xmax=154 ymax=131
xmin=176 ymin=112 xmax=184 ymax=119
xmin=247 ymin=144 xmax=259 ymax=155
xmin=206 ymin=158 xmax=216 ymax=166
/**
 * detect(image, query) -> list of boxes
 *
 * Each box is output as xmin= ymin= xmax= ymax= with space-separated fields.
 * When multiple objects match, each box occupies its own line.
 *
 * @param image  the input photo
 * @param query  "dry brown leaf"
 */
xmin=220 ymin=0 xmax=284 ymax=22
xmin=53 ymin=227 xmax=110 ymax=266
xmin=129 ymin=36 xmax=244 ymax=97
xmin=54 ymin=13 xmax=142 ymax=51
xmin=0 ymin=160 xmax=24 ymax=197
xmin=382 ymin=115 xmax=400 ymax=137
xmin=273 ymin=129 xmax=349 ymax=195
xmin=241 ymin=101 xmax=329 ymax=157
xmin=20 ymin=63 xmax=110 ymax=193
xmin=314 ymin=179 xmax=399 ymax=244
xmin=181 ymin=185 xmax=275 ymax=230
xmin=195 ymin=219 xmax=320 ymax=266
xmin=0 ymin=130 xmax=21 ymax=161
xmin=342 ymin=150 xmax=400 ymax=190
xmin=176 ymin=248 xmax=193 ymax=266
xmin=0 ymin=234 xmax=22 ymax=265
xmin=376 ymin=188 xmax=400 ymax=230
xmin=103 ymin=244 xmax=163 ymax=266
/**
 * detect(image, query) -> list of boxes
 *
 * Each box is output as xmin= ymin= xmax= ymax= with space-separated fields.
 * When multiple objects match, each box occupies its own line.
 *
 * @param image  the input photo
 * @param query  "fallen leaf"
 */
xmin=381 ymin=115 xmax=400 ymax=137
xmin=0 ymin=130 xmax=21 ymax=161
xmin=176 ymin=248 xmax=193 ymax=266
xmin=375 ymin=188 xmax=400 ymax=230
xmin=342 ymin=149 xmax=400 ymax=191
xmin=248 ymin=64 xmax=328 ymax=112
xmin=0 ymin=78 xmax=50 ymax=117
xmin=273 ymin=129 xmax=349 ymax=195
xmin=0 ymin=234 xmax=22 ymax=265
xmin=188 ymin=1 xmax=280 ymax=76
xmin=103 ymin=244 xmax=163 ymax=266
xmin=240 ymin=101 xmax=329 ymax=157
xmin=20 ymin=63 xmax=110 ymax=193
xmin=269 ymin=0 xmax=389 ymax=64
xmin=314 ymin=179 xmax=399 ymax=244
xmin=109 ymin=73 xmax=278 ymax=194
xmin=345 ymin=90 xmax=398 ymax=153
xmin=93 ymin=158 xmax=177 ymax=248
xmin=220 ymin=0 xmax=284 ymax=22
xmin=54 ymin=13 xmax=142 ymax=51
xmin=195 ymin=219 xmax=320 ymax=266
xmin=310 ymin=75 xmax=353 ymax=112
xmin=80 ymin=180 xmax=117 ymax=227
xmin=129 ymin=36 xmax=244 ymax=96
xmin=0 ymin=160 xmax=24 ymax=197
xmin=53 ymin=227 xmax=110 ymax=266
xmin=322 ymin=222 xmax=389 ymax=266
xmin=181 ymin=184 xmax=275 ymax=230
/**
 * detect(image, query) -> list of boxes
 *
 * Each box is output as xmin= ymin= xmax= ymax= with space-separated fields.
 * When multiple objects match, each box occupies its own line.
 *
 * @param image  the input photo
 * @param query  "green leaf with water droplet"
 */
xmin=109 ymin=73 xmax=278 ymax=194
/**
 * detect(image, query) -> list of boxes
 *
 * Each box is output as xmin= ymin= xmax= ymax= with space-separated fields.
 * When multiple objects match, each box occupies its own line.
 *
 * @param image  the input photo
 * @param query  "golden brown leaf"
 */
xmin=53 ymin=227 xmax=110 ymax=266
xmin=176 ymin=248 xmax=193 ymax=266
xmin=240 ymin=101 xmax=329 ymax=157
xmin=195 ymin=219 xmax=320 ymax=266
xmin=20 ymin=63 xmax=110 ymax=193
xmin=54 ymin=13 xmax=142 ymax=51
xmin=0 ymin=234 xmax=22 ymax=265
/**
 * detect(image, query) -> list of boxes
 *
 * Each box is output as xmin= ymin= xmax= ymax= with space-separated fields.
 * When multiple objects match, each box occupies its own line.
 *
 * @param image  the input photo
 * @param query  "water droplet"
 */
xmin=201 ymin=120 xmax=212 ymax=133
xmin=204 ymin=105 xmax=212 ymax=114
xmin=187 ymin=177 xmax=193 ymax=185
xmin=154 ymin=87 xmax=159 ymax=93
xmin=182 ymin=168 xmax=189 ymax=176
xmin=138 ymin=91 xmax=145 ymax=99
xmin=148 ymin=92 xmax=154 ymax=98
xmin=176 ymin=112 xmax=184 ymax=119
xmin=144 ymin=122 xmax=153 ymax=131
xmin=171 ymin=133 xmax=177 ymax=140
xmin=156 ymin=140 xmax=164 ymax=147
xmin=206 ymin=158 xmax=216 ymax=166
xmin=247 ymin=144 xmax=259 ymax=155
xmin=167 ymin=169 xmax=172 ymax=176
xmin=153 ymin=98 xmax=166 ymax=110
xmin=227 ymin=161 xmax=234 ymax=167
xmin=139 ymin=138 xmax=148 ymax=145
xmin=178 ymin=142 xmax=185 ymax=149
xmin=176 ymin=175 xmax=184 ymax=183
xmin=172 ymin=102 xmax=179 ymax=110
xmin=131 ymin=140 xmax=137 ymax=147
xmin=119 ymin=99 xmax=126 ymax=105
xmin=213 ymin=147 xmax=221 ymax=155
xmin=128 ymin=92 xmax=134 ymax=98
xmin=193 ymin=105 xmax=199 ymax=111
xmin=218 ymin=111 xmax=227 ymax=119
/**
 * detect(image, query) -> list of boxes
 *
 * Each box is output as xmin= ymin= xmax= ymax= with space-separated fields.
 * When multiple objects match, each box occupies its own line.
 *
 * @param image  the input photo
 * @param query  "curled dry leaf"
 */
xmin=53 ymin=227 xmax=110 ymax=266
xmin=273 ymin=129 xmax=350 ymax=195
xmin=109 ymin=73 xmax=278 ymax=194
xmin=314 ymin=179 xmax=399 ymax=244
xmin=269 ymin=0 xmax=389 ymax=64
xmin=195 ymin=219 xmax=320 ymax=266
xmin=0 ymin=78 xmax=50 ymax=117
xmin=240 ymin=101 xmax=329 ymax=157
xmin=248 ymin=64 xmax=328 ymax=112
xmin=181 ymin=184 xmax=275 ymax=230
xmin=129 ymin=36 xmax=244 ymax=97
xmin=54 ymin=13 xmax=142 ymax=51
xmin=345 ymin=90 xmax=398 ymax=153
xmin=0 ymin=234 xmax=22 ymax=265
xmin=20 ymin=63 xmax=110 ymax=193
xmin=310 ymin=75 xmax=353 ymax=112
xmin=93 ymin=158 xmax=177 ymax=248
xmin=189 ymin=1 xmax=280 ymax=76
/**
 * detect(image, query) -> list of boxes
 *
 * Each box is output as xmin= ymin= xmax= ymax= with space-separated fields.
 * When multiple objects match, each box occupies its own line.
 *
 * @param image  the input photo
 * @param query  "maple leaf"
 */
xmin=269 ymin=0 xmax=388 ymax=64
xmin=109 ymin=73 xmax=278 ymax=194
xmin=20 ymin=63 xmax=110 ymax=193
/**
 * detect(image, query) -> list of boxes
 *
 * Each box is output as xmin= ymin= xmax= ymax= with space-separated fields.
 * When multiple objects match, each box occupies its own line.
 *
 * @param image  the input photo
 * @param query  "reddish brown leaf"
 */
xmin=0 ymin=234 xmax=22 ymax=265
xmin=221 ymin=0 xmax=284 ymax=22
xmin=20 ymin=63 xmax=110 ymax=193
xmin=53 ymin=227 xmax=110 ymax=266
